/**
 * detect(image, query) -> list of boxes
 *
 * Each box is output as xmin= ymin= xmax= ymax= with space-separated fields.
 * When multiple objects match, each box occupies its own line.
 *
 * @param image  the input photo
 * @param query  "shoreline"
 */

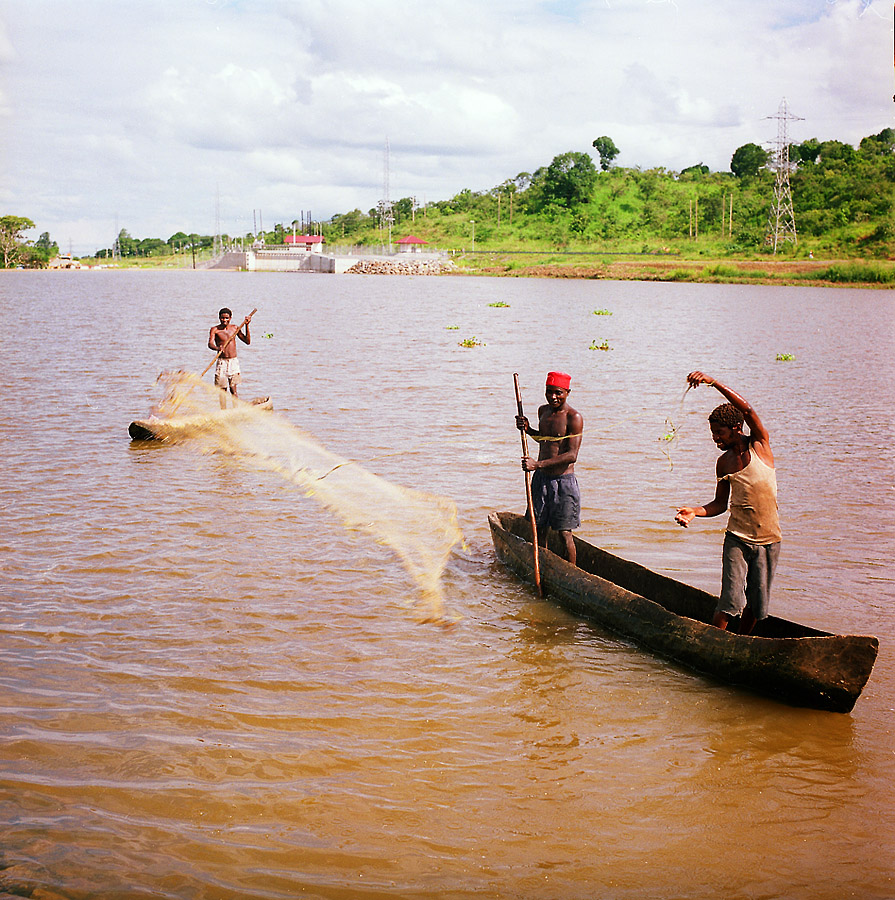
xmin=7 ymin=255 xmax=893 ymax=288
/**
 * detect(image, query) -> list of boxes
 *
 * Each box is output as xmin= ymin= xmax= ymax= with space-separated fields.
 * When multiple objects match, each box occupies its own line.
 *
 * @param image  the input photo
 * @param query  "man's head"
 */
xmin=708 ymin=402 xmax=744 ymax=450
xmin=218 ymin=307 xmax=232 ymax=322
xmin=545 ymin=371 xmax=571 ymax=407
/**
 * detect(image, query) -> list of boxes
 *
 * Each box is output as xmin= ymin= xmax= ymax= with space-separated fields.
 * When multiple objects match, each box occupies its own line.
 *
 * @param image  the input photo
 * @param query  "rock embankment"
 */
xmin=344 ymin=258 xmax=455 ymax=275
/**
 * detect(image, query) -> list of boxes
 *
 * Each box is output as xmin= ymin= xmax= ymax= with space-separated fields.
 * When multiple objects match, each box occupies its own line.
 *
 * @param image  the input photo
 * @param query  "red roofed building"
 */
xmin=395 ymin=235 xmax=429 ymax=253
xmin=285 ymin=234 xmax=325 ymax=251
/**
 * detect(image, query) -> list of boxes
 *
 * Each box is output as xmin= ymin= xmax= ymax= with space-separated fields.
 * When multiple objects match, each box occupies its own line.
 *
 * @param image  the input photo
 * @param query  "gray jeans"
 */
xmin=718 ymin=532 xmax=781 ymax=620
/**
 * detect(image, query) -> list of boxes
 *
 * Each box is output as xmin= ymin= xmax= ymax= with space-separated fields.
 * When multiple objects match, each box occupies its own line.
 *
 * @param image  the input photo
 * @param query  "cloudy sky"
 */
xmin=0 ymin=0 xmax=891 ymax=255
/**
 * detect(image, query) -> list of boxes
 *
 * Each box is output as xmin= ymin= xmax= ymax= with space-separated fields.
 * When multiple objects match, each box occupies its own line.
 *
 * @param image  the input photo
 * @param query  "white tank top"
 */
xmin=722 ymin=447 xmax=782 ymax=544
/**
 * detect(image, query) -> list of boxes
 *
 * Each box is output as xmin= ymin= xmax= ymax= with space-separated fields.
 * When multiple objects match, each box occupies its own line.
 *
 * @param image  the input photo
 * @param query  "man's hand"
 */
xmin=686 ymin=371 xmax=714 ymax=389
xmin=515 ymin=414 xmax=529 ymax=433
xmin=521 ymin=456 xmax=538 ymax=472
xmin=675 ymin=507 xmax=696 ymax=527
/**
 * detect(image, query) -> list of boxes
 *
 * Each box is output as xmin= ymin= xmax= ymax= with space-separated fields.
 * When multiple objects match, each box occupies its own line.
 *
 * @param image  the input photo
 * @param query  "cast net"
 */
xmin=144 ymin=371 xmax=462 ymax=621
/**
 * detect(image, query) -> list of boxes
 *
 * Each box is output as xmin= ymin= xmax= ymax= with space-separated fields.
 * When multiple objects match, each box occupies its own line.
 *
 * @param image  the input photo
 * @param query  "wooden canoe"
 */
xmin=128 ymin=396 xmax=273 ymax=441
xmin=489 ymin=511 xmax=878 ymax=713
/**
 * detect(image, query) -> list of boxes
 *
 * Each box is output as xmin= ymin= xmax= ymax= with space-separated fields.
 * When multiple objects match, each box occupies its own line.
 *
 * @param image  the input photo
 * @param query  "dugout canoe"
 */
xmin=488 ymin=511 xmax=878 ymax=713
xmin=128 ymin=396 xmax=273 ymax=441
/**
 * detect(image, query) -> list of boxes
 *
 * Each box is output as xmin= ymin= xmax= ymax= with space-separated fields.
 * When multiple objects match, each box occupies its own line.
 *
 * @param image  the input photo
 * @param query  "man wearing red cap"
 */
xmin=515 ymin=371 xmax=584 ymax=565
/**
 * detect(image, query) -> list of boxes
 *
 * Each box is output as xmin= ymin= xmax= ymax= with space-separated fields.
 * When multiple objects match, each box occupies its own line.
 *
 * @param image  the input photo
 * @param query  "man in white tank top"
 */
xmin=674 ymin=372 xmax=781 ymax=635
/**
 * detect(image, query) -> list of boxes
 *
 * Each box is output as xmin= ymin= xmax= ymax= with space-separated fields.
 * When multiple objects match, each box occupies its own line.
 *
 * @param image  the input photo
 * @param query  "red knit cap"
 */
xmin=546 ymin=371 xmax=571 ymax=390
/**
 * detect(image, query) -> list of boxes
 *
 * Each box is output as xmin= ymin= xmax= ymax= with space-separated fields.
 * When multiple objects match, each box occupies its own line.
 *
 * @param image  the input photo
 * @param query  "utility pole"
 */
xmin=380 ymin=138 xmax=394 ymax=252
xmin=214 ymin=185 xmax=222 ymax=257
xmin=765 ymin=97 xmax=803 ymax=253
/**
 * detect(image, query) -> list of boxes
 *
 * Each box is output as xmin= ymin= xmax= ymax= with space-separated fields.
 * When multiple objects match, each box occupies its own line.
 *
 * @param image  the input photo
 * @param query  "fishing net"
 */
xmin=144 ymin=371 xmax=463 ymax=622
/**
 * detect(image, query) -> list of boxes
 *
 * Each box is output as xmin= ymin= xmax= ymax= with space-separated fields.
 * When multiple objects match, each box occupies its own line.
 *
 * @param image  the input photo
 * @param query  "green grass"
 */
xmin=815 ymin=262 xmax=895 ymax=284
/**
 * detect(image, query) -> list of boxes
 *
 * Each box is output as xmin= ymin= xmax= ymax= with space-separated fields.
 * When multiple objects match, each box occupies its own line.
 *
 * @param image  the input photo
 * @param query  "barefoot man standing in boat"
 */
xmin=675 ymin=372 xmax=781 ymax=635
xmin=516 ymin=371 xmax=584 ymax=566
xmin=208 ymin=307 xmax=252 ymax=402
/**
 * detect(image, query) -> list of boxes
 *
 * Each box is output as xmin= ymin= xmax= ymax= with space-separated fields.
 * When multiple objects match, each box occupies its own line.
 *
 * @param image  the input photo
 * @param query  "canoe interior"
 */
xmin=494 ymin=510 xmax=833 ymax=640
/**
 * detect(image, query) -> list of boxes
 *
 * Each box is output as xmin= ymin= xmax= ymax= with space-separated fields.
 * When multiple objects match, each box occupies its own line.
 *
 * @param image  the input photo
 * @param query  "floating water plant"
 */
xmin=488 ymin=301 xmax=510 ymax=308
xmin=593 ymin=308 xmax=612 ymax=316
xmin=458 ymin=336 xmax=485 ymax=348
xmin=262 ymin=332 xmax=274 ymax=339
xmin=589 ymin=339 xmax=611 ymax=351
xmin=445 ymin=325 xmax=459 ymax=330
xmin=658 ymin=416 xmax=682 ymax=470
xmin=776 ymin=353 xmax=795 ymax=361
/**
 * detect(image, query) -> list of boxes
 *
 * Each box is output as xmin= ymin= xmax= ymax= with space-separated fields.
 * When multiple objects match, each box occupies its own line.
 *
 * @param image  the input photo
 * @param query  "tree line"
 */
xmin=0 ymin=216 xmax=59 ymax=268
xmin=323 ymin=127 xmax=895 ymax=256
xmin=3 ymin=127 xmax=893 ymax=267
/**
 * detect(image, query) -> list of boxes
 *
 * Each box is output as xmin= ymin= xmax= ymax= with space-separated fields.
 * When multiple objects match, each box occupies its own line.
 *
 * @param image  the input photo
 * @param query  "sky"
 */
xmin=0 ymin=0 xmax=892 ymax=256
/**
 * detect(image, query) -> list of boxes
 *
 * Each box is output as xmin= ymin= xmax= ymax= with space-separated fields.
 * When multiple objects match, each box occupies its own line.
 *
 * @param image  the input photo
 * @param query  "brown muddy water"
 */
xmin=1 ymin=270 xmax=893 ymax=899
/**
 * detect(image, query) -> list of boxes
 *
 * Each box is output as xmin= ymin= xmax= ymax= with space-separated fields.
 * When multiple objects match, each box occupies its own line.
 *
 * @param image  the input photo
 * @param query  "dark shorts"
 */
xmin=530 ymin=471 xmax=580 ymax=532
xmin=718 ymin=532 xmax=781 ymax=620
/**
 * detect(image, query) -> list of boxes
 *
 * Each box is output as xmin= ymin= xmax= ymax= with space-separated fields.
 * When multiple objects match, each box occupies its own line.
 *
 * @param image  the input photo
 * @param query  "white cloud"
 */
xmin=0 ymin=0 xmax=891 ymax=253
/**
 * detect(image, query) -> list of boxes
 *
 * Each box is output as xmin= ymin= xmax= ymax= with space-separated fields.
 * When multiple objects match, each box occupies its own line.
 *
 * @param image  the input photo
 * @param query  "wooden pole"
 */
xmin=514 ymin=373 xmax=542 ymax=597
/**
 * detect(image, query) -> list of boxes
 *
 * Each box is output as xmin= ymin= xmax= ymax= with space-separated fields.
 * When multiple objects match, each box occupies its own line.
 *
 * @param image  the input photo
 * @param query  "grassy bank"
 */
xmin=451 ymin=253 xmax=895 ymax=288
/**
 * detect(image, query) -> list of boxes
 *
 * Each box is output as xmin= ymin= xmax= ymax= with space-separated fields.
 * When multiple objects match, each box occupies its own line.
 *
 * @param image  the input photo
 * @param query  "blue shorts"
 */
xmin=530 ymin=471 xmax=580 ymax=532
xmin=718 ymin=532 xmax=781 ymax=620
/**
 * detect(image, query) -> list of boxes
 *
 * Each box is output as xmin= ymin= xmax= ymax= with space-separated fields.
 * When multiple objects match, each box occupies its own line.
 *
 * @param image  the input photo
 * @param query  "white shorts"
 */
xmin=214 ymin=356 xmax=241 ymax=387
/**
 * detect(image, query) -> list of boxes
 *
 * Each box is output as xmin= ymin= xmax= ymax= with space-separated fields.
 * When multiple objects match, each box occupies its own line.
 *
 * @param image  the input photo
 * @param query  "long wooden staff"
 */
xmin=201 ymin=308 xmax=257 ymax=378
xmin=162 ymin=308 xmax=257 ymax=416
xmin=514 ymin=373 xmax=542 ymax=598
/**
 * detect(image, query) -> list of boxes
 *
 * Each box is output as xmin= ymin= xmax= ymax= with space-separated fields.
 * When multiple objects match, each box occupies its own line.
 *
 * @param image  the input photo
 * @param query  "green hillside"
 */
xmin=326 ymin=131 xmax=895 ymax=261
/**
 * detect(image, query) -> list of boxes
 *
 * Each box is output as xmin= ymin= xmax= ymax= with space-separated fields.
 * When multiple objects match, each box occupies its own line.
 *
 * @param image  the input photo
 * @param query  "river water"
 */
xmin=1 ymin=270 xmax=893 ymax=900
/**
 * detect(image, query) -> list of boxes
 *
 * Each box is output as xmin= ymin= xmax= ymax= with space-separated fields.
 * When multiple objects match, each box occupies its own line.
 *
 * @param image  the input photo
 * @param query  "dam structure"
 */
xmin=209 ymin=239 xmax=452 ymax=275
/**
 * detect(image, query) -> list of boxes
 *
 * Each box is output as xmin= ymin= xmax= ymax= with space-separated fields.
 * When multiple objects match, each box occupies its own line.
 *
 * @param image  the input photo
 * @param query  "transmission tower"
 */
xmin=214 ymin=185 xmax=222 ymax=256
xmin=112 ymin=214 xmax=120 ymax=261
xmin=764 ymin=97 xmax=803 ymax=253
xmin=379 ymin=137 xmax=394 ymax=251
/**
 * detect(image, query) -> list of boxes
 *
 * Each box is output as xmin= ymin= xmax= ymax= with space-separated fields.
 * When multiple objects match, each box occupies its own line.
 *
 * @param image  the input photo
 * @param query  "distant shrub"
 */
xmin=705 ymin=264 xmax=741 ymax=278
xmin=666 ymin=269 xmax=696 ymax=281
xmin=817 ymin=262 xmax=895 ymax=284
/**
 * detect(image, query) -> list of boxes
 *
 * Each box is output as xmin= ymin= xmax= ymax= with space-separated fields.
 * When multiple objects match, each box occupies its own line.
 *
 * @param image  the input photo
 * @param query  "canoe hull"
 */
xmin=489 ymin=511 xmax=878 ymax=713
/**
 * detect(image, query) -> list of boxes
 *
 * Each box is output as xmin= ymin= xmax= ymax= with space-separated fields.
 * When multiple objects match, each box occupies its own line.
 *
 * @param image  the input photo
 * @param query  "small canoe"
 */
xmin=489 ymin=511 xmax=878 ymax=713
xmin=128 ymin=396 xmax=273 ymax=441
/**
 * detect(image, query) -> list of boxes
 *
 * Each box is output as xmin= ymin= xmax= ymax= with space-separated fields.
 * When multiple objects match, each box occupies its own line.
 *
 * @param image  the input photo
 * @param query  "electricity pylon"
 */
xmin=379 ymin=137 xmax=394 ymax=252
xmin=765 ymin=97 xmax=803 ymax=253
